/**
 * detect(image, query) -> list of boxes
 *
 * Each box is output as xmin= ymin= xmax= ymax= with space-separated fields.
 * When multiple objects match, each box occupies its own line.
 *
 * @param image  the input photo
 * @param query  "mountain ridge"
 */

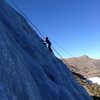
xmin=64 ymin=55 xmax=100 ymax=77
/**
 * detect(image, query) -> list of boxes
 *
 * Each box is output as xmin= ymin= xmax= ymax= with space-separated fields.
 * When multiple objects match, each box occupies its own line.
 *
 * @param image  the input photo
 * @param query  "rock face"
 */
xmin=64 ymin=55 xmax=100 ymax=77
xmin=0 ymin=1 xmax=93 ymax=100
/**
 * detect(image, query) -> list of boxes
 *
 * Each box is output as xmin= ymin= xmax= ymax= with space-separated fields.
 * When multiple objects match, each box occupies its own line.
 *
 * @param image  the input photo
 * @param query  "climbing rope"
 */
xmin=52 ymin=46 xmax=72 ymax=69
xmin=51 ymin=39 xmax=90 ymax=72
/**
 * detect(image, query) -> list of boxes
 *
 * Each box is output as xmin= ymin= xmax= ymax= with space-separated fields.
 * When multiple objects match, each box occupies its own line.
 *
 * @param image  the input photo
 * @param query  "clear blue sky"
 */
xmin=6 ymin=0 xmax=100 ymax=58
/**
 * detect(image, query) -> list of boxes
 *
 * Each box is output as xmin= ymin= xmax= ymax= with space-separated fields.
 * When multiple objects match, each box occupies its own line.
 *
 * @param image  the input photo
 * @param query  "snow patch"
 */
xmin=88 ymin=77 xmax=100 ymax=85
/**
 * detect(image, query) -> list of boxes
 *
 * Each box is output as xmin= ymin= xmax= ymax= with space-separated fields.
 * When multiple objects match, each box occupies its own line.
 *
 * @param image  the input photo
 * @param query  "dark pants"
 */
xmin=48 ymin=44 xmax=52 ymax=52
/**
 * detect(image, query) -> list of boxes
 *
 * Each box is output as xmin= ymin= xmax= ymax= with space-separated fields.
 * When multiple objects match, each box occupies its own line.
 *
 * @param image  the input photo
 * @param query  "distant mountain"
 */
xmin=64 ymin=55 xmax=100 ymax=78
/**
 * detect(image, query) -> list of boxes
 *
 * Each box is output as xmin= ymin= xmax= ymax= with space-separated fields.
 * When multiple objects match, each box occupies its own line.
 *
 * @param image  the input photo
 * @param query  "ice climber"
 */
xmin=43 ymin=37 xmax=52 ymax=52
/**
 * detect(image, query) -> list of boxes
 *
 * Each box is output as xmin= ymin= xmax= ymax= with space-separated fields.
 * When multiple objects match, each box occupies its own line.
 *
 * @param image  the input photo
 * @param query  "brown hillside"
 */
xmin=64 ymin=55 xmax=100 ymax=77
